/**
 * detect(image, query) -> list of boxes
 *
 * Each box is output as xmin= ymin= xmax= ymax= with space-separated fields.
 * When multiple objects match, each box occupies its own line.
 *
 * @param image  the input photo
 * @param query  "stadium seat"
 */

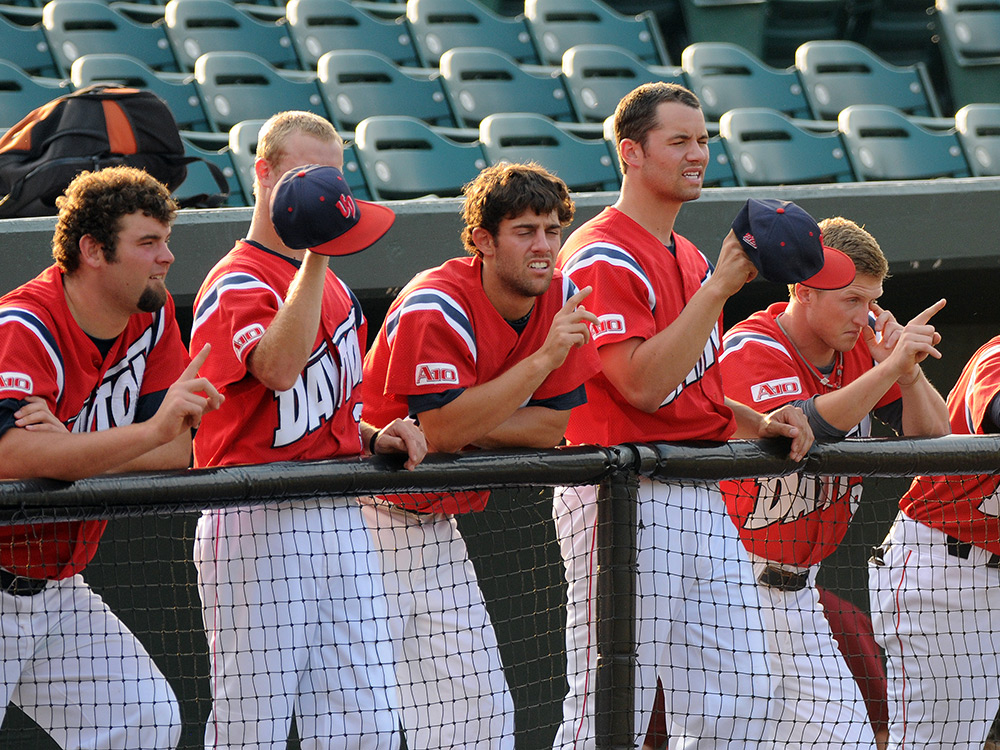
xmin=478 ymin=112 xmax=619 ymax=192
xmin=229 ymin=117 xmax=372 ymax=202
xmin=524 ymin=0 xmax=670 ymax=67
xmin=353 ymin=115 xmax=486 ymax=199
xmin=681 ymin=42 xmax=813 ymax=122
xmin=561 ymin=44 xmax=686 ymax=123
xmin=676 ymin=0 xmax=767 ymax=59
xmin=43 ymin=0 xmax=179 ymax=76
xmin=405 ymin=0 xmax=539 ymax=67
xmin=852 ymin=0 xmax=937 ymax=68
xmin=704 ymin=133 xmax=738 ymax=186
xmin=837 ymin=104 xmax=970 ymax=179
xmin=71 ymin=53 xmax=211 ymax=131
xmin=795 ymin=40 xmax=941 ymax=120
xmin=955 ymin=102 xmax=1000 ymax=176
xmin=164 ymin=0 xmax=299 ymax=73
xmin=0 ymin=60 xmax=65 ymax=128
xmin=317 ymin=49 xmax=455 ymax=131
xmin=719 ymin=107 xmax=855 ymax=185
xmin=0 ymin=11 xmax=60 ymax=78
xmin=176 ymin=136 xmax=247 ymax=206
xmin=194 ymin=51 xmax=326 ymax=133
xmin=763 ymin=0 xmax=848 ymax=67
xmin=285 ymin=0 xmax=419 ymax=70
xmin=934 ymin=0 xmax=1000 ymax=109
xmin=439 ymin=46 xmax=574 ymax=128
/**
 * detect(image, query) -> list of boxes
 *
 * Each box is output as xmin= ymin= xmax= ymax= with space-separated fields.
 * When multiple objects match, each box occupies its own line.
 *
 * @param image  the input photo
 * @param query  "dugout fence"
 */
xmin=0 ymin=435 xmax=998 ymax=749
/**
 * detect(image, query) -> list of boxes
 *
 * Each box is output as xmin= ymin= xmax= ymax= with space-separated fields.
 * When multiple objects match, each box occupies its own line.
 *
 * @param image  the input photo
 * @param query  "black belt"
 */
xmin=0 ymin=568 xmax=49 ymax=596
xmin=758 ymin=565 xmax=809 ymax=592
xmin=946 ymin=535 xmax=1000 ymax=568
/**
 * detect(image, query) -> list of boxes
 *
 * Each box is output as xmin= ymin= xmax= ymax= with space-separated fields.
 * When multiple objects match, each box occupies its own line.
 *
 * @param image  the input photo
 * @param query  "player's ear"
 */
xmin=471 ymin=227 xmax=496 ymax=258
xmin=619 ymin=138 xmax=642 ymax=171
xmin=78 ymin=234 xmax=105 ymax=269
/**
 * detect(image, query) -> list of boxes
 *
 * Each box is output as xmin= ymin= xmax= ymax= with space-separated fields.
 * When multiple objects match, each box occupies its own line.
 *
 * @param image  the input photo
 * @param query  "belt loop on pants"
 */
xmin=0 ymin=568 xmax=49 ymax=596
xmin=757 ymin=565 xmax=809 ymax=592
xmin=946 ymin=535 xmax=1000 ymax=568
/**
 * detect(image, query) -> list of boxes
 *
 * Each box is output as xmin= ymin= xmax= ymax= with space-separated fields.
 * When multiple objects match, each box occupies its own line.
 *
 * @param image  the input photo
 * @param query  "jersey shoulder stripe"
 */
xmin=561 ymin=241 xmax=655 ymax=310
xmin=720 ymin=331 xmax=791 ymax=362
xmin=561 ymin=273 xmax=581 ymax=304
xmin=0 ymin=307 xmax=64 ymax=399
xmin=386 ymin=288 xmax=477 ymax=361
xmin=192 ymin=272 xmax=283 ymax=337
xmin=336 ymin=276 xmax=365 ymax=331
xmin=963 ymin=342 xmax=1000 ymax=433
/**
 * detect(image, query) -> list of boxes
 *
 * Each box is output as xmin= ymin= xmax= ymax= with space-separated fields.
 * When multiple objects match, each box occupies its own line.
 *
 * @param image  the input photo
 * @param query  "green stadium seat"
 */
xmin=719 ymin=107 xmax=856 ymax=185
xmin=524 ymin=0 xmax=670 ymax=67
xmin=194 ymin=51 xmax=326 ymax=133
xmin=71 ymin=53 xmax=210 ymax=131
xmin=934 ymin=0 xmax=1000 ymax=109
xmin=0 ymin=60 xmax=65 ymax=129
xmin=852 ymin=0 xmax=937 ymax=68
xmin=405 ymin=0 xmax=539 ymax=67
xmin=763 ymin=0 xmax=848 ymax=67
xmin=439 ymin=46 xmax=574 ymax=127
xmin=0 ymin=10 xmax=59 ymax=77
xmin=955 ymin=102 xmax=1000 ymax=176
xmin=285 ymin=0 xmax=419 ymax=70
xmin=353 ymin=114 xmax=486 ymax=199
xmin=681 ymin=42 xmax=813 ymax=122
xmin=705 ymin=133 xmax=737 ymax=186
xmin=479 ymin=112 xmax=619 ymax=192
xmin=43 ymin=0 xmax=179 ymax=76
xmin=317 ymin=49 xmax=455 ymax=131
xmin=676 ymin=0 xmax=767 ymax=59
xmin=795 ymin=40 xmax=941 ymax=120
xmin=164 ymin=0 xmax=299 ymax=73
xmin=177 ymin=136 xmax=247 ymax=206
xmin=837 ymin=104 xmax=970 ymax=179
xmin=561 ymin=44 xmax=686 ymax=123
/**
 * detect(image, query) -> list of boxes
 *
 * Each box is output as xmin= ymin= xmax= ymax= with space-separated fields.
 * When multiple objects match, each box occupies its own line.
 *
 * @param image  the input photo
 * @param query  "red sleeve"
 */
xmin=720 ymin=334 xmax=803 ymax=411
xmin=0 ymin=312 xmax=59 ymax=407
xmin=960 ymin=345 xmax=1000 ymax=435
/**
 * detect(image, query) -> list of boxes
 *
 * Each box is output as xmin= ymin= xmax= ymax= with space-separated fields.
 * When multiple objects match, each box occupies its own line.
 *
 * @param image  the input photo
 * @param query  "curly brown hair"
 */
xmin=460 ymin=162 xmax=574 ymax=258
xmin=52 ymin=166 xmax=177 ymax=274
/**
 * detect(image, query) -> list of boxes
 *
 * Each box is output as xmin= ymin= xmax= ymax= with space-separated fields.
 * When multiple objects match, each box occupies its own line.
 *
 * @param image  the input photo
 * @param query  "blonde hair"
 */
xmin=253 ymin=111 xmax=343 ymax=198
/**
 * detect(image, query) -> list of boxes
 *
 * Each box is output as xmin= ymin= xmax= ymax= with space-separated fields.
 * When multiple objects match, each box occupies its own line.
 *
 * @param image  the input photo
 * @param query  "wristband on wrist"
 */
xmin=899 ymin=369 xmax=923 ymax=387
xmin=368 ymin=428 xmax=382 ymax=455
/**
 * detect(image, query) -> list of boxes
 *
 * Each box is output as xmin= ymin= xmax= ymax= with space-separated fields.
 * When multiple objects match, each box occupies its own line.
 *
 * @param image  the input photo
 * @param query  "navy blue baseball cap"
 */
xmin=731 ymin=199 xmax=856 ymax=289
xmin=270 ymin=164 xmax=395 ymax=256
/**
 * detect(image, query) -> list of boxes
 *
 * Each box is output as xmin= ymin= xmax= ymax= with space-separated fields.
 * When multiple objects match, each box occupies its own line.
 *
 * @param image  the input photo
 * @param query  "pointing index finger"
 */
xmin=181 ymin=343 xmax=212 ymax=381
xmin=910 ymin=298 xmax=947 ymax=326
xmin=562 ymin=285 xmax=593 ymax=313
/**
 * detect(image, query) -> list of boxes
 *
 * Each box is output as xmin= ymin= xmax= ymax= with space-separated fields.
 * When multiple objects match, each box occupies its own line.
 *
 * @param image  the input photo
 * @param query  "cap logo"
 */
xmin=336 ymin=193 xmax=358 ymax=221
xmin=742 ymin=232 xmax=757 ymax=249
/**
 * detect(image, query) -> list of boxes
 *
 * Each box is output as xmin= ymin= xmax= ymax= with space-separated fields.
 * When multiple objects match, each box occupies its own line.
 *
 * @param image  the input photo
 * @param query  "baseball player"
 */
xmin=0 ymin=165 xmax=222 ymax=749
xmin=719 ymin=210 xmax=949 ymax=749
xmin=553 ymin=82 xmax=814 ymax=749
xmin=189 ymin=112 xmax=425 ymax=750
xmin=361 ymin=162 xmax=601 ymax=749
xmin=870 ymin=332 xmax=1000 ymax=749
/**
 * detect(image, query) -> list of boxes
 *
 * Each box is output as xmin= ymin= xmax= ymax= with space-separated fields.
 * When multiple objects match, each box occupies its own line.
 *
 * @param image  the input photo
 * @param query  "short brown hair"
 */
xmin=789 ymin=217 xmax=890 ymax=298
xmin=52 ymin=166 xmax=177 ymax=274
xmin=613 ymin=82 xmax=701 ymax=174
xmin=254 ymin=111 xmax=343 ymax=198
xmin=460 ymin=162 xmax=574 ymax=258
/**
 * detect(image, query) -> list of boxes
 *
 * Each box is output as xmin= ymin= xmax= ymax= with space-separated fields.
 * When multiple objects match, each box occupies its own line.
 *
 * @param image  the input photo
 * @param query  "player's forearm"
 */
xmin=813 ymin=365 xmax=911 ymax=432
xmin=727 ymin=398 xmax=768 ymax=438
xmin=471 ymin=406 xmax=569 ymax=449
xmin=898 ymin=371 xmax=950 ymax=437
xmin=418 ymin=355 xmax=556 ymax=453
xmin=605 ymin=286 xmax=727 ymax=413
xmin=248 ymin=252 xmax=328 ymax=392
xmin=0 ymin=422 xmax=175 ymax=481
xmin=111 ymin=430 xmax=193 ymax=473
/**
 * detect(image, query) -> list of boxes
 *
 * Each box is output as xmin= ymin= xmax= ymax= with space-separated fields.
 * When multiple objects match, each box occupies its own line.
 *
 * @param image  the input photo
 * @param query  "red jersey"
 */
xmin=719 ymin=302 xmax=900 ymax=567
xmin=0 ymin=265 xmax=188 ymax=579
xmin=363 ymin=255 xmax=601 ymax=514
xmin=556 ymin=207 xmax=735 ymax=446
xmin=900 ymin=335 xmax=1000 ymax=553
xmin=191 ymin=240 xmax=367 ymax=467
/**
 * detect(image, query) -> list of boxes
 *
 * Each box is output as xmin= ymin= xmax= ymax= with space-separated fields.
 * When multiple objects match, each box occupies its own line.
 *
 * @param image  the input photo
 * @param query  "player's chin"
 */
xmin=137 ymin=284 xmax=168 ymax=313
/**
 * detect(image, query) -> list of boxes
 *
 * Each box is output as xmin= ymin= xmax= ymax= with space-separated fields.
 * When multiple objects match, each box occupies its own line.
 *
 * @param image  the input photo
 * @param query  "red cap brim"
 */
xmin=309 ymin=200 xmax=396 ymax=257
xmin=800 ymin=246 xmax=856 ymax=290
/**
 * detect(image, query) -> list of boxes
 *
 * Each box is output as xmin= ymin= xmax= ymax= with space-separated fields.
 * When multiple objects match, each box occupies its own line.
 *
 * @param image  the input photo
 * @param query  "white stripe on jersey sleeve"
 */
xmin=719 ymin=331 xmax=792 ymax=363
xmin=0 ymin=308 xmax=64 ymax=401
xmin=190 ymin=273 xmax=284 ymax=339
xmin=964 ymin=343 xmax=1000 ymax=434
xmin=561 ymin=241 xmax=656 ymax=310
xmin=386 ymin=288 xmax=477 ymax=363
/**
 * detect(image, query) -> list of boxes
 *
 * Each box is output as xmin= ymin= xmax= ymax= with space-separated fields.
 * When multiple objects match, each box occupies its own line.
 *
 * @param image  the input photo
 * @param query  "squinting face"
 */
xmin=628 ymin=101 xmax=709 ymax=203
xmin=805 ymin=274 xmax=884 ymax=352
xmin=105 ymin=212 xmax=174 ymax=314
xmin=485 ymin=209 xmax=562 ymax=301
xmin=268 ymin=131 xmax=344 ymax=189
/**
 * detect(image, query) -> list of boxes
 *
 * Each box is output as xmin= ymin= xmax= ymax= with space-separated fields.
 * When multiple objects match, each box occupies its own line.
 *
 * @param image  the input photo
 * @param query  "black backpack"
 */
xmin=0 ymin=84 xmax=229 ymax=218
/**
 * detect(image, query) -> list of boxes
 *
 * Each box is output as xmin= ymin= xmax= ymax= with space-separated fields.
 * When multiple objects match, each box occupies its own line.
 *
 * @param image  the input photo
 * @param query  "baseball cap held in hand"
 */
xmin=731 ymin=198 xmax=855 ymax=289
xmin=270 ymin=164 xmax=395 ymax=256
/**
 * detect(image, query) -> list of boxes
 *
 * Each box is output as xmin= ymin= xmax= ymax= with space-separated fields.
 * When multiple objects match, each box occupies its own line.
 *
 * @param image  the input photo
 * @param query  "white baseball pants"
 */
xmin=0 ymin=572 xmax=180 ymax=749
xmin=553 ymin=479 xmax=776 ymax=750
xmin=870 ymin=510 xmax=1000 ymax=750
xmin=360 ymin=500 xmax=515 ymax=750
xmin=194 ymin=499 xmax=400 ymax=750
